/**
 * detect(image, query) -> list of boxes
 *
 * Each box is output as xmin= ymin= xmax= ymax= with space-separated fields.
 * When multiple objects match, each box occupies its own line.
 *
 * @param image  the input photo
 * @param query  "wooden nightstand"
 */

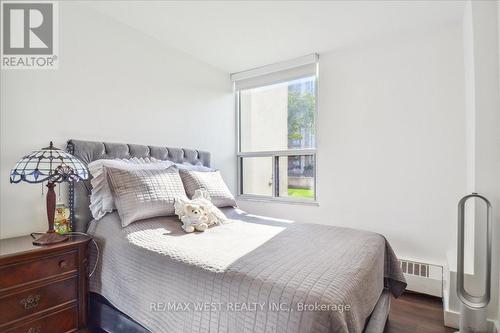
xmin=0 ymin=235 xmax=92 ymax=333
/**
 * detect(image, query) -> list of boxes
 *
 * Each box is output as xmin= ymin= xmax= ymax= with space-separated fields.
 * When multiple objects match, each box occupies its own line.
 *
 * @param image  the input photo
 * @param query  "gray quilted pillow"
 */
xmin=88 ymin=158 xmax=174 ymax=220
xmin=107 ymin=166 xmax=187 ymax=227
xmin=179 ymin=170 xmax=236 ymax=208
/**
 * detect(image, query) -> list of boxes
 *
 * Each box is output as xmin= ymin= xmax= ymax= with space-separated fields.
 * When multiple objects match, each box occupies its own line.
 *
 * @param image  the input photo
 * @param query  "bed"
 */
xmin=67 ymin=139 xmax=406 ymax=333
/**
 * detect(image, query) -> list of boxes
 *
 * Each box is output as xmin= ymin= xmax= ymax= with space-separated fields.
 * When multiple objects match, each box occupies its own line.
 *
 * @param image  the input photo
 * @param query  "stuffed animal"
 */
xmin=191 ymin=189 xmax=228 ymax=226
xmin=180 ymin=203 xmax=209 ymax=233
xmin=174 ymin=190 xmax=230 ymax=233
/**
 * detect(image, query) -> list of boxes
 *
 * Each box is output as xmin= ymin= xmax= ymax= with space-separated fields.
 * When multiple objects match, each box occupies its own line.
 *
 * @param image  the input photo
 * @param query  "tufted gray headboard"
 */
xmin=66 ymin=139 xmax=211 ymax=232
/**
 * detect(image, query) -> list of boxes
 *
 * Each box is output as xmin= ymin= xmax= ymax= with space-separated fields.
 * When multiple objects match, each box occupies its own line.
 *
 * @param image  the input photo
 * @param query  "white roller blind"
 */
xmin=231 ymin=54 xmax=318 ymax=91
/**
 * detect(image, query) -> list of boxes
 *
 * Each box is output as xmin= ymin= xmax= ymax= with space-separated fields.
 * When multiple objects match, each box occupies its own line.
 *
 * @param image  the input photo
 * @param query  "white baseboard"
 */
xmin=444 ymin=307 xmax=459 ymax=329
xmin=443 ymin=288 xmax=458 ymax=328
xmin=444 ymin=307 xmax=498 ymax=332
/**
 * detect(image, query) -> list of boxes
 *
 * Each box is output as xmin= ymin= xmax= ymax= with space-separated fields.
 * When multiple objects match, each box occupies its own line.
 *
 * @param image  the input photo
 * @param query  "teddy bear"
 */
xmin=191 ymin=189 xmax=228 ymax=226
xmin=174 ymin=190 xmax=230 ymax=233
xmin=179 ymin=203 xmax=209 ymax=233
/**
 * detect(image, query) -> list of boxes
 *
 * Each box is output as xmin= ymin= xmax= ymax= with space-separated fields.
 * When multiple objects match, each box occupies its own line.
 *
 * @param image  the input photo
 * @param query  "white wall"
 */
xmin=495 ymin=1 xmax=500 ymax=329
xmin=496 ymin=1 xmax=500 ymax=328
xmin=0 ymin=3 xmax=234 ymax=239
xmin=0 ymin=2 xmax=467 ymax=268
xmin=467 ymin=0 xmax=500 ymax=323
xmin=239 ymin=22 xmax=467 ymax=266
xmin=444 ymin=1 xmax=500 ymax=325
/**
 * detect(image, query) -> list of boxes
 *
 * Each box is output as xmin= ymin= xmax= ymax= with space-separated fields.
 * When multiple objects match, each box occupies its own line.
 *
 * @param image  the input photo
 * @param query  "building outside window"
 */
xmin=232 ymin=54 xmax=318 ymax=203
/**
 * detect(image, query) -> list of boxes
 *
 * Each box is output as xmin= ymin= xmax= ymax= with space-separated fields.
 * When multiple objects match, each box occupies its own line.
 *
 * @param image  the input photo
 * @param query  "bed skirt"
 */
xmin=88 ymin=290 xmax=391 ymax=333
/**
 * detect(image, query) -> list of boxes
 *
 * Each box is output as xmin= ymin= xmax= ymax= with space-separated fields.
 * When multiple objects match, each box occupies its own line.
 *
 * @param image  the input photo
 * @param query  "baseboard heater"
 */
xmin=398 ymin=259 xmax=443 ymax=297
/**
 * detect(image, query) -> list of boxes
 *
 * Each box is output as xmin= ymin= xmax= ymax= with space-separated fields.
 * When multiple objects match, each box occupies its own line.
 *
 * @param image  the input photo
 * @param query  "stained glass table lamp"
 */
xmin=10 ymin=142 xmax=89 ymax=245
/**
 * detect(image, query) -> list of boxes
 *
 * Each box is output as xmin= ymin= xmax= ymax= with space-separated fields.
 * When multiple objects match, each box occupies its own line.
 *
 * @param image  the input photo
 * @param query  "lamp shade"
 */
xmin=10 ymin=142 xmax=89 ymax=184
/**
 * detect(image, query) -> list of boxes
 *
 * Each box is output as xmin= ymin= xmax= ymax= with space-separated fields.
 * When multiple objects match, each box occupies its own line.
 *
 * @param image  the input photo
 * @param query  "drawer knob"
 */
xmin=20 ymin=294 xmax=41 ymax=310
xmin=59 ymin=260 xmax=67 ymax=268
xmin=27 ymin=327 xmax=40 ymax=333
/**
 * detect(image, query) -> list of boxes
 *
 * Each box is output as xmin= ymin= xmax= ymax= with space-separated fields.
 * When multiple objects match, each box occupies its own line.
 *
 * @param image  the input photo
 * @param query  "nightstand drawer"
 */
xmin=0 ymin=235 xmax=90 ymax=331
xmin=0 ymin=252 xmax=77 ymax=291
xmin=0 ymin=277 xmax=77 ymax=326
xmin=2 ymin=306 xmax=77 ymax=333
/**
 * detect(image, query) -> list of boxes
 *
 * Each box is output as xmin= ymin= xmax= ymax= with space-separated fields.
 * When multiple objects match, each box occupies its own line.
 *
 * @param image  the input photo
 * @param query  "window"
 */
xmin=232 ymin=54 xmax=318 ymax=203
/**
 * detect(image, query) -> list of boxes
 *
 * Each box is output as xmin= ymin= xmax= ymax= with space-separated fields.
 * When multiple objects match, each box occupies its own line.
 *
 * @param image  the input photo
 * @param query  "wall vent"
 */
xmin=399 ymin=260 xmax=429 ymax=277
xmin=398 ymin=259 xmax=443 ymax=297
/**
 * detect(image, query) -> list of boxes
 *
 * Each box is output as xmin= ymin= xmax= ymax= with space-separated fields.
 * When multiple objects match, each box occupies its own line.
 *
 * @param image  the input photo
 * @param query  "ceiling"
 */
xmin=86 ymin=1 xmax=464 ymax=73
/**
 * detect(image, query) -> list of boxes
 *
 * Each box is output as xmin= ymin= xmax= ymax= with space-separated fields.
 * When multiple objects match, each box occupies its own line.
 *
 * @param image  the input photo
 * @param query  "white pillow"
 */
xmin=146 ymin=157 xmax=213 ymax=172
xmin=107 ymin=166 xmax=187 ymax=227
xmin=174 ymin=162 xmax=213 ymax=172
xmin=88 ymin=158 xmax=174 ymax=220
xmin=179 ymin=170 xmax=236 ymax=208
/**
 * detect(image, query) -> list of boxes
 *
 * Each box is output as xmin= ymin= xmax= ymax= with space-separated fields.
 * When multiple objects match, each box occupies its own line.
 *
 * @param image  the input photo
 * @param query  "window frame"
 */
xmin=234 ymin=61 xmax=319 ymax=205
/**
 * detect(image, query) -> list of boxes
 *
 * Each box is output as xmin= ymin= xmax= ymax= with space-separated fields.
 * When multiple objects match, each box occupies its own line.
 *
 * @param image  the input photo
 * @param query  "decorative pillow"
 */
xmin=88 ymin=158 xmax=174 ymax=220
xmin=179 ymin=170 xmax=236 ymax=208
xmin=174 ymin=162 xmax=213 ymax=172
xmin=145 ymin=157 xmax=213 ymax=172
xmin=106 ymin=166 xmax=187 ymax=227
xmin=174 ymin=189 xmax=228 ymax=228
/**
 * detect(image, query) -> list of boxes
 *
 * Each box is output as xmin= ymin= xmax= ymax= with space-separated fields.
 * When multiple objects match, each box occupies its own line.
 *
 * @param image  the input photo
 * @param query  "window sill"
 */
xmin=236 ymin=194 xmax=320 ymax=207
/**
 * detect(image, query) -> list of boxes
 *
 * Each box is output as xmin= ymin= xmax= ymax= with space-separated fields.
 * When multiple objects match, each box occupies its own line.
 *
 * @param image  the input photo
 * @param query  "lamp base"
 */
xmin=33 ymin=231 xmax=69 ymax=246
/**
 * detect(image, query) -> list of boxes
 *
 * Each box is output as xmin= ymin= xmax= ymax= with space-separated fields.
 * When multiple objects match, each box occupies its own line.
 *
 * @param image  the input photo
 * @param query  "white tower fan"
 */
xmin=456 ymin=193 xmax=492 ymax=333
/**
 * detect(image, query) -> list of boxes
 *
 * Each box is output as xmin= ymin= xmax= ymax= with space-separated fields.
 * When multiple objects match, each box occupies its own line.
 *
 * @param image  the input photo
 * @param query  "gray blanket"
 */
xmin=88 ymin=208 xmax=405 ymax=333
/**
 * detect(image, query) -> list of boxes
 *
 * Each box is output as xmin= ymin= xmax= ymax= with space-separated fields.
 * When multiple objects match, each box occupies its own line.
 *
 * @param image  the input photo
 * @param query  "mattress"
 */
xmin=87 ymin=208 xmax=405 ymax=333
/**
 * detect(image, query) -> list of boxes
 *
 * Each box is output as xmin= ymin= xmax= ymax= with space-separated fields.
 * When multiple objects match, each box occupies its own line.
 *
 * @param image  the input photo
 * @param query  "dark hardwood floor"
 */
xmin=385 ymin=292 xmax=455 ymax=333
